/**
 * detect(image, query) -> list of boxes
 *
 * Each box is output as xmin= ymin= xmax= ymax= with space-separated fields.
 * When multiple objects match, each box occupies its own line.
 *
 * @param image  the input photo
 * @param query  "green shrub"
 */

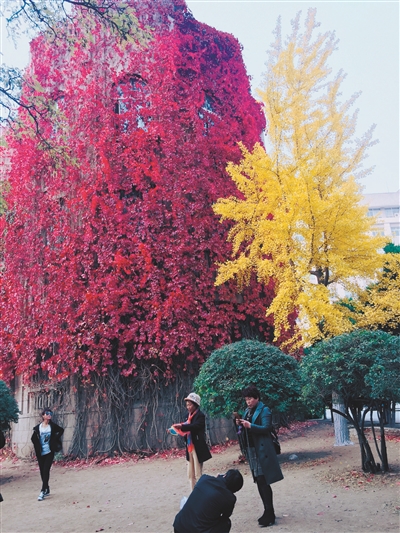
xmin=0 ymin=381 xmax=19 ymax=431
xmin=194 ymin=339 xmax=302 ymax=418
xmin=301 ymin=329 xmax=400 ymax=408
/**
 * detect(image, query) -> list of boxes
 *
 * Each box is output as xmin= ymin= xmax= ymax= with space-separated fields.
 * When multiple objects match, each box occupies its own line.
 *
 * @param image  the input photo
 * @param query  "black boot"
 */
xmin=256 ymin=476 xmax=275 ymax=526
xmin=258 ymin=511 xmax=275 ymax=524
xmin=259 ymin=511 xmax=275 ymax=527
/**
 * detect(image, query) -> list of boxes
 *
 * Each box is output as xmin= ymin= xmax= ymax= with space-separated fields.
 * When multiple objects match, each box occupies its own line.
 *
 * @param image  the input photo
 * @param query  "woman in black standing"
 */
xmin=0 ymin=430 xmax=5 ymax=502
xmin=31 ymin=408 xmax=64 ymax=501
xmin=236 ymin=385 xmax=283 ymax=527
xmin=171 ymin=392 xmax=212 ymax=491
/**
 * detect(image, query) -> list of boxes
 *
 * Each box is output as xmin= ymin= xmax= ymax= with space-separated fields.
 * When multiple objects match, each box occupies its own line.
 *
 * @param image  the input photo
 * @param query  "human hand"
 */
xmin=239 ymin=419 xmax=251 ymax=429
xmin=173 ymin=424 xmax=182 ymax=430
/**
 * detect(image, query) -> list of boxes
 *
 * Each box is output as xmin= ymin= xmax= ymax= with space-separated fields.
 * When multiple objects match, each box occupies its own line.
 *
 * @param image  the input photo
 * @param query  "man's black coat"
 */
xmin=173 ymin=474 xmax=236 ymax=533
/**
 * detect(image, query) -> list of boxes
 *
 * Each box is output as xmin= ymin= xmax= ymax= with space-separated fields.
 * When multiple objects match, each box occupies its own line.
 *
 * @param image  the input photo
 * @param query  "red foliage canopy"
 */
xmin=0 ymin=0 xmax=293 ymax=383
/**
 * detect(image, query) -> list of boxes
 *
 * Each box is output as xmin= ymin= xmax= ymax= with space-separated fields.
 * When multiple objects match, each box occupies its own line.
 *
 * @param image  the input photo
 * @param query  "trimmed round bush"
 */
xmin=194 ymin=339 xmax=301 ymax=417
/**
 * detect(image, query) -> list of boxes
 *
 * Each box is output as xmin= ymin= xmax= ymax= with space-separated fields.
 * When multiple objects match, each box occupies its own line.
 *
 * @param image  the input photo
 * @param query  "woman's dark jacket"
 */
xmin=243 ymin=401 xmax=283 ymax=485
xmin=182 ymin=409 xmax=212 ymax=463
xmin=31 ymin=421 xmax=64 ymax=459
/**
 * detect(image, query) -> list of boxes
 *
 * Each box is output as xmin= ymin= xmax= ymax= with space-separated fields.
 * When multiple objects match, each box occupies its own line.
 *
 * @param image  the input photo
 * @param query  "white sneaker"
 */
xmin=38 ymin=491 xmax=45 ymax=501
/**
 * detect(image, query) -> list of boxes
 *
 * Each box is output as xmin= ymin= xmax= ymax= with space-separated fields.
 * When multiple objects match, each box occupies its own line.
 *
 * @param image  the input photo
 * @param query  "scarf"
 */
xmin=173 ymin=409 xmax=198 ymax=453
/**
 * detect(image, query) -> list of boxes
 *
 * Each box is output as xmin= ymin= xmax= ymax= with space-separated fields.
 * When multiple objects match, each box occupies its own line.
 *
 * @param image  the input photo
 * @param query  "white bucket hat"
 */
xmin=184 ymin=392 xmax=201 ymax=407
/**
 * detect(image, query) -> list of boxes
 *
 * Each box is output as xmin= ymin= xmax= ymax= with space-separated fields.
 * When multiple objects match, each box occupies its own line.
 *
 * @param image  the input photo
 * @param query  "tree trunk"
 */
xmin=332 ymin=392 xmax=353 ymax=446
xmin=350 ymin=406 xmax=379 ymax=473
xmin=331 ymin=404 xmax=379 ymax=473
xmin=378 ymin=404 xmax=389 ymax=472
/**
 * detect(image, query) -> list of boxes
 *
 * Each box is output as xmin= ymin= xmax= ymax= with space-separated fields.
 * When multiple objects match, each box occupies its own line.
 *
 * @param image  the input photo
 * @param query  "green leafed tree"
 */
xmin=0 ymin=380 xmax=19 ymax=432
xmin=194 ymin=339 xmax=301 ymax=419
xmin=300 ymin=330 xmax=400 ymax=473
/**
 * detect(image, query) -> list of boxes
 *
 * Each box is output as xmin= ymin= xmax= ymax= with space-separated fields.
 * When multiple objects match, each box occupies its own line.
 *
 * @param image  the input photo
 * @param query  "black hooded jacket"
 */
xmin=31 ymin=421 xmax=64 ymax=458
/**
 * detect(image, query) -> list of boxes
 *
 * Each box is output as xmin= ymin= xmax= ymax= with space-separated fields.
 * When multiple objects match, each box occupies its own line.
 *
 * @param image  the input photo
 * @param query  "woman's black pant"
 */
xmin=37 ymin=451 xmax=54 ymax=491
xmin=256 ymin=475 xmax=274 ymax=514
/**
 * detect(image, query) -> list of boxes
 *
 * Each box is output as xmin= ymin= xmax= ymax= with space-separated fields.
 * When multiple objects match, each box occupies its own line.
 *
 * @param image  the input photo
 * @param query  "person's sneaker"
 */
xmin=44 ymin=487 xmax=50 ymax=496
xmin=38 ymin=491 xmax=45 ymax=501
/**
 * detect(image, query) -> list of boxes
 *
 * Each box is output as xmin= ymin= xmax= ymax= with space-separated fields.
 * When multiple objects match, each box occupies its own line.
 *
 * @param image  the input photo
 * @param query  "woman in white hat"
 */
xmin=170 ymin=392 xmax=212 ymax=491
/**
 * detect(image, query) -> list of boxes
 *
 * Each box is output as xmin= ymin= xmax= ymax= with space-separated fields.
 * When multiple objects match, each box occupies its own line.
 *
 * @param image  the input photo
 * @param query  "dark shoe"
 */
xmin=259 ymin=512 xmax=275 ymax=527
xmin=258 ymin=512 xmax=267 ymax=524
xmin=258 ymin=511 xmax=275 ymax=524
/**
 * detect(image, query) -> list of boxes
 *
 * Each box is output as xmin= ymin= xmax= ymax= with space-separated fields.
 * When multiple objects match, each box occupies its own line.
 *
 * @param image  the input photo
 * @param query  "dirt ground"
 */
xmin=0 ymin=420 xmax=399 ymax=533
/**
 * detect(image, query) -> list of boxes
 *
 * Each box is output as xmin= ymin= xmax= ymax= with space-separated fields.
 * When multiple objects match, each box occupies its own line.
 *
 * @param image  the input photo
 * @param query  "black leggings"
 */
xmin=256 ymin=475 xmax=274 ymax=513
xmin=37 ymin=452 xmax=54 ymax=491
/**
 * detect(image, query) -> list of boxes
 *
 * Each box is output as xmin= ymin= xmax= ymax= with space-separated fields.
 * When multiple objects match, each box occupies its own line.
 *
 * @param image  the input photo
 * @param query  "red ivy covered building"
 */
xmin=0 ymin=1 xmax=292 ymax=453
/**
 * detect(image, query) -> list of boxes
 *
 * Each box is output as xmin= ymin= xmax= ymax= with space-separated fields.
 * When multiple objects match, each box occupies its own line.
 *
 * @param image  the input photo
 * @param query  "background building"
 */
xmin=362 ymin=190 xmax=400 ymax=246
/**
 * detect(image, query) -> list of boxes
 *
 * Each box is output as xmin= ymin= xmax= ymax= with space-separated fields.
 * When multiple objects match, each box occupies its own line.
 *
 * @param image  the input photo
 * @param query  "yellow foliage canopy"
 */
xmin=213 ymin=10 xmax=387 ymax=347
xmin=353 ymin=253 xmax=400 ymax=333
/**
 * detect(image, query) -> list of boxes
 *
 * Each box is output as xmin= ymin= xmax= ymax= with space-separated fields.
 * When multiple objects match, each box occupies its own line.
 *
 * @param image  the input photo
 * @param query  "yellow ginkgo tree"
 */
xmin=352 ymin=245 xmax=400 ymax=335
xmin=213 ymin=9 xmax=387 ymax=348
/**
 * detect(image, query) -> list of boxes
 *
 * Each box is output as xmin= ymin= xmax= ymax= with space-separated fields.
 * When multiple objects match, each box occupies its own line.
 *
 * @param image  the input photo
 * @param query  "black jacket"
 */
xmin=31 ymin=421 xmax=64 ymax=459
xmin=173 ymin=474 xmax=236 ymax=533
xmin=182 ymin=409 xmax=212 ymax=463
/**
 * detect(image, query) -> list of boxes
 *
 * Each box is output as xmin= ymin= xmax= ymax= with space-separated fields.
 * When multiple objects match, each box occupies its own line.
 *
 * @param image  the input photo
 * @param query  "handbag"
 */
xmin=271 ymin=429 xmax=281 ymax=455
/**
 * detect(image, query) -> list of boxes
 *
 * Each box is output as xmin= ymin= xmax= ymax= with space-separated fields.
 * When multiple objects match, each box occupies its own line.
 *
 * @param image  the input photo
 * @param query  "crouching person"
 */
xmin=173 ymin=469 xmax=243 ymax=533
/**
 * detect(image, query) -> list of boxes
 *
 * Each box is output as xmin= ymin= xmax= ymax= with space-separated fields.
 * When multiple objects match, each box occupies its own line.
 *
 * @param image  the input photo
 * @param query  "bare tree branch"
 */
xmin=0 ymin=1 xmax=144 ymax=125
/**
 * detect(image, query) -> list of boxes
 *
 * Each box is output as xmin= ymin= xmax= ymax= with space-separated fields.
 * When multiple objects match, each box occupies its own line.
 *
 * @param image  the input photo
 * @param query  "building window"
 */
xmin=113 ymin=75 xmax=149 ymax=132
xmin=371 ymin=225 xmax=385 ymax=236
xmin=385 ymin=207 xmax=399 ymax=218
xmin=367 ymin=208 xmax=383 ymax=218
xmin=198 ymin=92 xmax=219 ymax=133
xmin=28 ymin=388 xmax=65 ymax=414
xmin=202 ymin=93 xmax=215 ymax=113
xmin=390 ymin=225 xmax=400 ymax=236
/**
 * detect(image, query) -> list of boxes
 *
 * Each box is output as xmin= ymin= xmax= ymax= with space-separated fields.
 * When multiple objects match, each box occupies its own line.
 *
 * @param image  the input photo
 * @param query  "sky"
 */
xmin=186 ymin=0 xmax=399 ymax=195
xmin=1 ymin=0 xmax=399 ymax=194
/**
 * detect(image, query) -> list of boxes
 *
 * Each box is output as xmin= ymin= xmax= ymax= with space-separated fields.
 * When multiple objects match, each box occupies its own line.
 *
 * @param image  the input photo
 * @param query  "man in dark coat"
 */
xmin=173 ymin=470 xmax=243 ymax=533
